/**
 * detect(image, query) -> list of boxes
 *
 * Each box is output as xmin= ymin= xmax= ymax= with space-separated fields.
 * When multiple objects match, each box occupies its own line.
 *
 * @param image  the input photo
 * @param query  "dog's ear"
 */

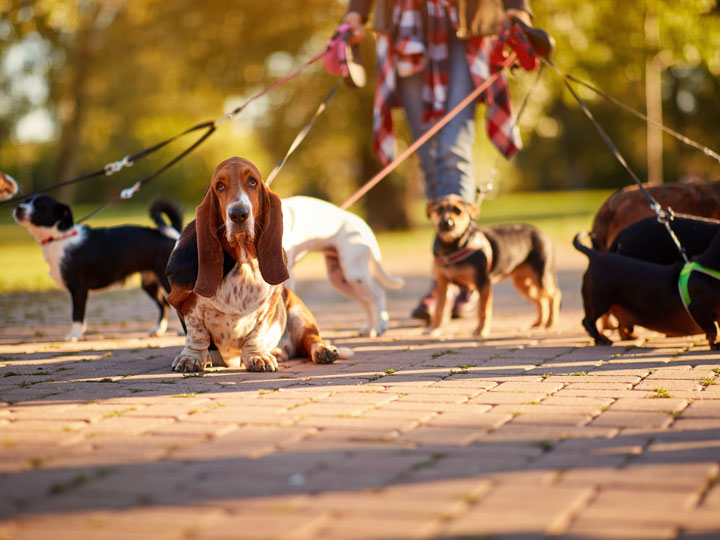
xmin=467 ymin=202 xmax=480 ymax=220
xmin=194 ymin=188 xmax=224 ymax=298
xmin=426 ymin=200 xmax=436 ymax=219
xmin=256 ymin=183 xmax=289 ymax=285
xmin=57 ymin=203 xmax=74 ymax=231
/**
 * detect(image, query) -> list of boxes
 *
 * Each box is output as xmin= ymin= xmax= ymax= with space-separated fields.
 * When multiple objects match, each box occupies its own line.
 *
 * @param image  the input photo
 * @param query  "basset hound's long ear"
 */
xmin=194 ymin=187 xmax=225 ymax=297
xmin=256 ymin=183 xmax=289 ymax=285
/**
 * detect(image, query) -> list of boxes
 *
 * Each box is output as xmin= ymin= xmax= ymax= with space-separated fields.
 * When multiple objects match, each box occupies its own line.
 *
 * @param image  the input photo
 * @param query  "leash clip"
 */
xmin=121 ymin=181 xmax=142 ymax=199
xmin=105 ymin=155 xmax=135 ymax=176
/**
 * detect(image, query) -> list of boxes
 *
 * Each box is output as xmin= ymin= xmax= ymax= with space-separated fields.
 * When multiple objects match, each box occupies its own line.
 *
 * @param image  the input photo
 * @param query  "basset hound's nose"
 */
xmin=228 ymin=204 xmax=250 ymax=224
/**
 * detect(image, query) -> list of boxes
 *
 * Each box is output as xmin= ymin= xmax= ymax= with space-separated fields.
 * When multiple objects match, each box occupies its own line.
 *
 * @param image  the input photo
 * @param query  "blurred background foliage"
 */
xmin=1 ymin=0 xmax=719 ymax=229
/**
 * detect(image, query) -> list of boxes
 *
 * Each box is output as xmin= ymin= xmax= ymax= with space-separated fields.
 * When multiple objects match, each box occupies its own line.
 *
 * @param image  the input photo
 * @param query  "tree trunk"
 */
xmin=645 ymin=1 xmax=663 ymax=184
xmin=56 ymin=8 xmax=99 ymax=201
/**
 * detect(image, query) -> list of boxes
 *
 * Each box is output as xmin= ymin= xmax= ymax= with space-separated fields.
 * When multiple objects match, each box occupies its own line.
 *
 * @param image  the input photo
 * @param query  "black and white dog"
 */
xmin=13 ymin=195 xmax=183 ymax=340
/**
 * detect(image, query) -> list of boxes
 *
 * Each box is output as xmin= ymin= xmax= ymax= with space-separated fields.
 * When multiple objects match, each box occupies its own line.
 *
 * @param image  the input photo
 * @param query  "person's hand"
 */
xmin=505 ymin=8 xmax=532 ymax=27
xmin=342 ymin=11 xmax=366 ymax=44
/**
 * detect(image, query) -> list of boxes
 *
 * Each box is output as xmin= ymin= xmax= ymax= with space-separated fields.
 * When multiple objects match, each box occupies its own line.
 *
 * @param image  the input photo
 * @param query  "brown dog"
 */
xmin=165 ymin=157 xmax=350 ymax=372
xmin=425 ymin=195 xmax=561 ymax=337
xmin=591 ymin=178 xmax=720 ymax=251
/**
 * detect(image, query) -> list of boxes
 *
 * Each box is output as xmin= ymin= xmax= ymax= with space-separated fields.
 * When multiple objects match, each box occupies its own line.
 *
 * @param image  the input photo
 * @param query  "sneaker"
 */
xmin=451 ymin=287 xmax=478 ymax=319
xmin=410 ymin=287 xmax=435 ymax=321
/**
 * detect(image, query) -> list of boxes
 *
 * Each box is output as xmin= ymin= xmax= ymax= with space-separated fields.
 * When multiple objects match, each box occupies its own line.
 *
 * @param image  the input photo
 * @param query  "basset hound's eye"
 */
xmin=248 ymin=176 xmax=258 ymax=188
xmin=451 ymin=206 xmax=462 ymax=215
xmin=215 ymin=181 xmax=225 ymax=192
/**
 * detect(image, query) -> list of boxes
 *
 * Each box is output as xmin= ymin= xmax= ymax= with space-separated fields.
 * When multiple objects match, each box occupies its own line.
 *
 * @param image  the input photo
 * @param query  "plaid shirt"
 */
xmin=373 ymin=0 xmax=521 ymax=166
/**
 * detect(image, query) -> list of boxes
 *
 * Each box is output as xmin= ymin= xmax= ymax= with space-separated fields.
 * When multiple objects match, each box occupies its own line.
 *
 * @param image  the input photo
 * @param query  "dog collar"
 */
xmin=434 ymin=246 xmax=477 ymax=266
xmin=39 ymin=229 xmax=78 ymax=245
xmin=678 ymin=261 xmax=720 ymax=315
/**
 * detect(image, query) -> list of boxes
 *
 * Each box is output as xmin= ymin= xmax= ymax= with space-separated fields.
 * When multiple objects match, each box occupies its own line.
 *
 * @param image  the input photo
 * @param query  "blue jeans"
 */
xmin=396 ymin=30 xmax=477 ymax=203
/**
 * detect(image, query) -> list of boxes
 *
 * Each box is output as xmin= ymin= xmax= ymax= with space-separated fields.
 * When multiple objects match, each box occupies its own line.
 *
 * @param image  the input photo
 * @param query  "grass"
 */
xmin=649 ymin=387 xmax=674 ymax=399
xmin=0 ymin=190 xmax=611 ymax=292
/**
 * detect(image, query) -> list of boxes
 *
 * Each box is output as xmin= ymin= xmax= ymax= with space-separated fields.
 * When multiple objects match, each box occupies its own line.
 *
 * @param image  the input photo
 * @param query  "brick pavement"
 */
xmin=0 ymin=270 xmax=719 ymax=539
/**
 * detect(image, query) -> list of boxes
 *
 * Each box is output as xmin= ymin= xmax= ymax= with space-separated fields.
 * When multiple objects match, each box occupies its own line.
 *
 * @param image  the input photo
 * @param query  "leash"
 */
xmin=1 ymin=36 xmax=346 ymax=213
xmin=0 ymin=120 xmax=217 ymax=208
xmin=678 ymin=261 xmax=720 ymax=320
xmin=476 ymin=62 xmax=546 ymax=207
xmin=548 ymin=63 xmax=720 ymax=164
xmin=339 ymin=17 xmax=553 ymax=210
xmin=340 ymin=52 xmax=518 ymax=210
xmin=542 ymin=57 xmax=690 ymax=263
xmin=265 ymin=81 xmax=341 ymax=186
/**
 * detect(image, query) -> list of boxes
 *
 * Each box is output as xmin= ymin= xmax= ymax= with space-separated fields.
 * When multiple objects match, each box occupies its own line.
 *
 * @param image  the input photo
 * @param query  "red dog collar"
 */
xmin=39 ymin=229 xmax=78 ymax=245
xmin=435 ymin=246 xmax=492 ymax=271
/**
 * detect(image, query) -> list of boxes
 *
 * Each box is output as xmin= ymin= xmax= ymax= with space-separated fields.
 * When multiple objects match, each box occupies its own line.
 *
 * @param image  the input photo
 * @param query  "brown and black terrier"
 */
xmin=425 ymin=195 xmax=561 ymax=337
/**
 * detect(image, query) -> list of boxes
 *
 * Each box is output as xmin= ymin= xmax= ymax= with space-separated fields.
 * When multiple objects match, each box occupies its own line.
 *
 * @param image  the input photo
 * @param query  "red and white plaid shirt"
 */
xmin=373 ymin=0 xmax=522 ymax=166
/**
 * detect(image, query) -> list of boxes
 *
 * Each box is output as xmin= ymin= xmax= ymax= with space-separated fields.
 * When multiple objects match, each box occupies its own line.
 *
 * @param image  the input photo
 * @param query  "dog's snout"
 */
xmin=440 ymin=218 xmax=454 ymax=231
xmin=228 ymin=204 xmax=250 ymax=225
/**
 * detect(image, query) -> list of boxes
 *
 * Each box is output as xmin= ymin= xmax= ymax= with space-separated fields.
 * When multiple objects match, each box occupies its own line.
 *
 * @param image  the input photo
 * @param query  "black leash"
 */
xmin=542 ymin=57 xmax=690 ymax=262
xmin=555 ymin=66 xmax=720 ymax=164
xmin=476 ymin=63 xmax=546 ymax=206
xmin=1 ymin=46 xmax=333 ymax=215
xmin=265 ymin=80 xmax=341 ymax=186
xmin=0 ymin=121 xmax=216 ymax=209
xmin=76 ymin=121 xmax=217 ymax=223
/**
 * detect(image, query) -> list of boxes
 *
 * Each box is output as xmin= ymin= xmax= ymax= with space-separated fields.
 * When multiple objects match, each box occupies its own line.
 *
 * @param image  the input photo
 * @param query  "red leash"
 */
xmin=340 ymin=52 xmax=517 ymax=210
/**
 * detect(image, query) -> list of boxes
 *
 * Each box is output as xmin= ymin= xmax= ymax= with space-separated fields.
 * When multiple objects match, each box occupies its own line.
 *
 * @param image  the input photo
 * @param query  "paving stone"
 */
xmin=2 ymin=272 xmax=719 ymax=540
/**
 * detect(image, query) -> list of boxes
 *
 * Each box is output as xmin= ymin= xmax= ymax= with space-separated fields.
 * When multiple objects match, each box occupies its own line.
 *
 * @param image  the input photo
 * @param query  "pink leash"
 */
xmin=340 ymin=52 xmax=517 ymax=210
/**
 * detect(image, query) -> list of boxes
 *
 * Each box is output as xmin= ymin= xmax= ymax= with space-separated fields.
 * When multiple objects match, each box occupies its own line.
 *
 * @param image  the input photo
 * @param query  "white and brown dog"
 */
xmin=281 ymin=196 xmax=404 ymax=337
xmin=166 ymin=157 xmax=351 ymax=372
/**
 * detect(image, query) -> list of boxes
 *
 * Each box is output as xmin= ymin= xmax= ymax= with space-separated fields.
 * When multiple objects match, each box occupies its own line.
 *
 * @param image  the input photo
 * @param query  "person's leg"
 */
xmin=396 ymin=70 xmax=437 ymax=197
xmin=433 ymin=30 xmax=478 ymax=203
xmin=398 ymin=33 xmax=479 ymax=321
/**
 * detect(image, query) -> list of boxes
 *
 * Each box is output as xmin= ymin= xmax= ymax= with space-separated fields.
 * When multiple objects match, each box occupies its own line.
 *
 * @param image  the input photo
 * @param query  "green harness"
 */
xmin=678 ymin=261 xmax=720 ymax=315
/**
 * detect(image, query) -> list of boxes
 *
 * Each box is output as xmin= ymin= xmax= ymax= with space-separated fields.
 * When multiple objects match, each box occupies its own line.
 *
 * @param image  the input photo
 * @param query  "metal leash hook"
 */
xmin=104 ymin=155 xmax=135 ymax=176
xmin=120 ymin=181 xmax=142 ymax=199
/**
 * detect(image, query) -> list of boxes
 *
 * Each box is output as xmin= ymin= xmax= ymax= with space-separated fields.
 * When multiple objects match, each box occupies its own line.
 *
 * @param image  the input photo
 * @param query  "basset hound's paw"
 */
xmin=310 ymin=343 xmax=339 ymax=364
xmin=172 ymin=347 xmax=211 ymax=372
xmin=423 ymin=327 xmax=442 ymax=337
xmin=243 ymin=352 xmax=279 ymax=372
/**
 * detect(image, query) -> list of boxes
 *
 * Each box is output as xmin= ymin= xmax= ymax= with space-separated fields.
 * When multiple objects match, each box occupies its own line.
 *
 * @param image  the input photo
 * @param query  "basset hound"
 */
xmin=166 ymin=157 xmax=350 ymax=372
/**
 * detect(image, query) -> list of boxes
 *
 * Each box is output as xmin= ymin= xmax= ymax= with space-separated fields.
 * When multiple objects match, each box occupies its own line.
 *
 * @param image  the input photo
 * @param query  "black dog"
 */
xmin=604 ymin=215 xmax=720 ymax=338
xmin=13 ymin=195 xmax=182 ymax=340
xmin=610 ymin=215 xmax=720 ymax=264
xmin=426 ymin=195 xmax=561 ymax=337
xmin=574 ymin=230 xmax=720 ymax=349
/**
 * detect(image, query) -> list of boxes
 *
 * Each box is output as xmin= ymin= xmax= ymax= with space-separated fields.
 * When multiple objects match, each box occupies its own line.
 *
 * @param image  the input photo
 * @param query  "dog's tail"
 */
xmin=150 ymin=199 xmax=183 ymax=240
xmin=573 ymin=231 xmax=596 ymax=258
xmin=370 ymin=256 xmax=405 ymax=290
